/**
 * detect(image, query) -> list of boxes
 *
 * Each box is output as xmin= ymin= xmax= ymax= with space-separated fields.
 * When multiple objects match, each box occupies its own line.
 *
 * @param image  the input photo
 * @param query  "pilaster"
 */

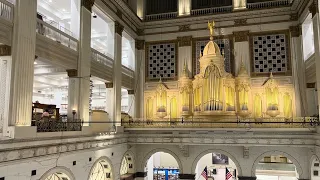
xmin=135 ymin=40 xmax=145 ymax=118
xmin=114 ymin=21 xmax=124 ymax=126
xmin=77 ymin=1 xmax=94 ymax=125
xmin=105 ymin=82 xmax=114 ymax=119
xmin=67 ymin=69 xmax=79 ymax=120
xmin=233 ymin=31 xmax=250 ymax=76
xmin=8 ymin=0 xmax=37 ymax=127
xmin=178 ymin=36 xmax=192 ymax=78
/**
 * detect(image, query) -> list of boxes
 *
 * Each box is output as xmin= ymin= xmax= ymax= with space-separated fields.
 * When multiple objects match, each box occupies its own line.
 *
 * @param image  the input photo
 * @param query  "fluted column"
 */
xmin=8 ymin=0 xmax=37 ymax=127
xmin=310 ymin=1 xmax=320 ymax=116
xmin=233 ymin=31 xmax=250 ymax=76
xmin=114 ymin=21 xmax=124 ymax=126
xmin=77 ymin=0 xmax=94 ymax=125
xmin=178 ymin=36 xmax=192 ymax=77
xmin=135 ymin=40 xmax=145 ymax=118
xmin=67 ymin=69 xmax=79 ymax=120
xmin=290 ymin=25 xmax=307 ymax=117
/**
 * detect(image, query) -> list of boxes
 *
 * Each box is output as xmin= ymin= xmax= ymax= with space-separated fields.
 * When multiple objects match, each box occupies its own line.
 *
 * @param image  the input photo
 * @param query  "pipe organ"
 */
xmin=143 ymin=20 xmax=296 ymax=120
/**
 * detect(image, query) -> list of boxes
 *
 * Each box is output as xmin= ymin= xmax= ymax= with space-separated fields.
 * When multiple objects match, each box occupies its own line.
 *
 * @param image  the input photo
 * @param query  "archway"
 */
xmin=88 ymin=157 xmax=113 ymax=180
xmin=194 ymin=152 xmax=239 ymax=180
xmin=40 ymin=167 xmax=75 ymax=180
xmin=253 ymin=154 xmax=299 ymax=180
xmin=144 ymin=151 xmax=180 ymax=180
xmin=120 ymin=152 xmax=135 ymax=180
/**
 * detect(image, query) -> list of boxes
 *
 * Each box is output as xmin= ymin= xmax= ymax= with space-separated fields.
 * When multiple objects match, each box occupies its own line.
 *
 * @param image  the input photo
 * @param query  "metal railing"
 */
xmin=191 ymin=6 xmax=233 ymax=16
xmin=35 ymin=118 xmax=83 ymax=132
xmin=145 ymin=12 xmax=178 ymax=21
xmin=122 ymin=117 xmax=319 ymax=129
xmin=247 ymin=0 xmax=290 ymax=9
xmin=36 ymin=19 xmax=78 ymax=51
xmin=0 ymin=0 xmax=13 ymax=22
xmin=91 ymin=48 xmax=114 ymax=67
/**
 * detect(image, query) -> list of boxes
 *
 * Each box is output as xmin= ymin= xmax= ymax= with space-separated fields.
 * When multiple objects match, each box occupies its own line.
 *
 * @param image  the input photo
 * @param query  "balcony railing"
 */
xmin=36 ymin=19 xmax=78 ymax=51
xmin=0 ymin=0 xmax=13 ymax=22
xmin=91 ymin=48 xmax=114 ymax=67
xmin=191 ymin=6 xmax=233 ymax=16
xmin=247 ymin=0 xmax=290 ymax=9
xmin=145 ymin=12 xmax=178 ymax=21
xmin=34 ymin=118 xmax=83 ymax=132
xmin=122 ymin=117 xmax=319 ymax=129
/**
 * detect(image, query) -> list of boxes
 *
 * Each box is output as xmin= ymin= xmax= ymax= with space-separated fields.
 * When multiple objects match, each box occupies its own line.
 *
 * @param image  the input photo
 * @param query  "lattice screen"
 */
xmin=147 ymin=43 xmax=177 ymax=80
xmin=194 ymin=39 xmax=232 ymax=75
xmin=252 ymin=34 xmax=288 ymax=73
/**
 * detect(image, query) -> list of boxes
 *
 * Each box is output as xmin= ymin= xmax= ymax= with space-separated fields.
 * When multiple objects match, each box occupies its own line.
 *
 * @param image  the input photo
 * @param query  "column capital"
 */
xmin=135 ymin=40 xmax=145 ymax=50
xmin=238 ymin=176 xmax=256 ymax=180
xmin=0 ymin=45 xmax=11 ymax=56
xmin=233 ymin=31 xmax=249 ymax=42
xmin=178 ymin=36 xmax=192 ymax=47
xmin=309 ymin=0 xmax=319 ymax=17
xmin=127 ymin=90 xmax=135 ymax=95
xmin=178 ymin=174 xmax=195 ymax=180
xmin=290 ymin=25 xmax=302 ymax=37
xmin=66 ymin=69 xmax=78 ymax=77
xmin=115 ymin=21 xmax=124 ymax=36
xmin=81 ymin=0 xmax=95 ymax=12
xmin=105 ymin=82 xmax=114 ymax=88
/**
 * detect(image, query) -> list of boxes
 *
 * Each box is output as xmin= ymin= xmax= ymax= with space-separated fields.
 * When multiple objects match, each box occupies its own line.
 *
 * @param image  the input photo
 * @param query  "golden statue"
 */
xmin=208 ymin=20 xmax=215 ymax=40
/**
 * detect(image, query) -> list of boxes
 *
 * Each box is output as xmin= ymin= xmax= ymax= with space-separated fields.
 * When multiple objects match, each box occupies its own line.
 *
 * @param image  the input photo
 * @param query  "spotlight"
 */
xmin=93 ymin=13 xmax=97 ymax=18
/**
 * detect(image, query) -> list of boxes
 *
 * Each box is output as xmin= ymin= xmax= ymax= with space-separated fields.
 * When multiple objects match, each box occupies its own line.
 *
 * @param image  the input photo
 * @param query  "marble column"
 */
xmin=134 ymin=40 xmax=145 ymax=118
xmin=178 ymin=0 xmax=191 ymax=16
xmin=178 ymin=174 xmax=195 ymax=180
xmin=178 ymin=36 xmax=192 ymax=77
xmin=290 ymin=25 xmax=307 ymax=117
xmin=8 ymin=0 xmax=37 ymax=127
xmin=233 ymin=31 xmax=250 ymax=76
xmin=67 ymin=69 xmax=79 ymax=120
xmin=310 ymin=2 xmax=320 ymax=116
xmin=77 ymin=0 xmax=94 ymax=125
xmin=105 ymin=82 xmax=114 ymax=119
xmin=113 ymin=21 xmax=124 ymax=126
xmin=238 ymin=177 xmax=256 ymax=180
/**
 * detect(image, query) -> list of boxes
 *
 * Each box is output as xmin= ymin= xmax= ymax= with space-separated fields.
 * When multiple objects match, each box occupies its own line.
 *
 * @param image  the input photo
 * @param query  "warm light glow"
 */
xmin=178 ymin=0 xmax=191 ymax=16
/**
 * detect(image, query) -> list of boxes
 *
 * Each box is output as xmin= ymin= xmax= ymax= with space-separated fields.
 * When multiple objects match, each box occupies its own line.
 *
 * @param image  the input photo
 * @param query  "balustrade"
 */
xmin=0 ymin=0 xmax=13 ymax=22
xmin=145 ymin=12 xmax=178 ymax=21
xmin=36 ymin=19 xmax=78 ymax=51
xmin=247 ymin=0 xmax=290 ymax=9
xmin=35 ymin=118 xmax=82 ymax=132
xmin=191 ymin=6 xmax=232 ymax=16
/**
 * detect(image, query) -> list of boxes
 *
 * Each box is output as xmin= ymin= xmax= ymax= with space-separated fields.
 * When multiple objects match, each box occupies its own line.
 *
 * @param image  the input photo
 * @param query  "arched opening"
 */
xmin=311 ymin=157 xmax=320 ymax=180
xmin=40 ymin=167 xmax=75 ymax=180
xmin=89 ymin=158 xmax=113 ymax=180
xmin=195 ymin=153 xmax=238 ymax=180
xmin=255 ymin=155 xmax=298 ymax=180
xmin=145 ymin=152 xmax=180 ymax=180
xmin=120 ymin=153 xmax=135 ymax=180
xmin=44 ymin=172 xmax=71 ymax=180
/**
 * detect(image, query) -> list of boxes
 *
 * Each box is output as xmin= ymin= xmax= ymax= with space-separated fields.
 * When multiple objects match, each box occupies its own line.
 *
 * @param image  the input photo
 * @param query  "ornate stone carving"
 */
xmin=233 ymin=31 xmax=249 ymax=42
xmin=243 ymin=146 xmax=249 ymax=159
xmin=115 ymin=21 xmax=124 ymax=36
xmin=135 ymin=40 xmax=145 ymax=50
xmin=309 ymin=0 xmax=319 ymax=17
xmin=137 ymin=29 xmax=144 ymax=36
xmin=105 ymin=82 xmax=113 ymax=88
xmin=116 ymin=9 xmax=122 ymax=18
xmin=128 ymin=89 xmax=134 ymax=95
xmin=178 ymin=145 xmax=189 ymax=157
xmin=66 ymin=69 xmax=77 ymax=77
xmin=290 ymin=26 xmax=301 ymax=37
xmin=81 ymin=0 xmax=95 ymax=12
xmin=178 ymin=36 xmax=192 ymax=47
xmin=234 ymin=19 xmax=247 ymax=26
xmin=0 ymin=45 xmax=11 ymax=56
xmin=290 ymin=13 xmax=298 ymax=21
xmin=179 ymin=24 xmax=190 ymax=31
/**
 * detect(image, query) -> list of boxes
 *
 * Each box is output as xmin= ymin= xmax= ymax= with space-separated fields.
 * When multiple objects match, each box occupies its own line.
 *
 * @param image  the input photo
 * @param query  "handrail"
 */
xmin=247 ymin=0 xmax=290 ymax=9
xmin=191 ymin=6 xmax=233 ymax=16
xmin=122 ymin=117 xmax=319 ymax=129
xmin=0 ymin=0 xmax=13 ymax=22
xmin=36 ymin=19 xmax=78 ymax=51
xmin=91 ymin=48 xmax=113 ymax=67
xmin=145 ymin=11 xmax=178 ymax=21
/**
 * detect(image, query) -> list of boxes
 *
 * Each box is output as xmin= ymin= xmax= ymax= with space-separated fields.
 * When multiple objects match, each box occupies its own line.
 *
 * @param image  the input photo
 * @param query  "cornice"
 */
xmin=112 ymin=0 xmax=143 ymax=27
xmin=81 ymin=0 xmax=95 ymax=12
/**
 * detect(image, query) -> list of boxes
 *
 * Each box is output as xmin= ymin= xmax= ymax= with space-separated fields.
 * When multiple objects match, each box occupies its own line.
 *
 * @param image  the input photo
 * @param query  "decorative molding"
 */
xmin=309 ymin=0 xmax=319 ymax=17
xmin=115 ymin=21 xmax=124 ymax=36
xmin=234 ymin=19 xmax=247 ymax=26
xmin=179 ymin=174 xmax=195 ymax=179
xmin=243 ymin=147 xmax=249 ymax=159
xmin=179 ymin=24 xmax=190 ymax=32
xmin=135 ymin=40 xmax=145 ymax=50
xmin=105 ymin=82 xmax=114 ymax=88
xmin=289 ymin=26 xmax=301 ymax=37
xmin=66 ymin=69 xmax=77 ymax=77
xmin=127 ymin=90 xmax=134 ymax=95
xmin=233 ymin=31 xmax=249 ymax=42
xmin=0 ymin=45 xmax=11 ymax=56
xmin=116 ymin=9 xmax=123 ymax=18
xmin=307 ymin=83 xmax=316 ymax=88
xmin=81 ymin=0 xmax=95 ymax=12
xmin=178 ymin=145 xmax=189 ymax=157
xmin=178 ymin=36 xmax=192 ymax=47
xmin=137 ymin=29 xmax=144 ymax=36
xmin=290 ymin=13 xmax=298 ymax=21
